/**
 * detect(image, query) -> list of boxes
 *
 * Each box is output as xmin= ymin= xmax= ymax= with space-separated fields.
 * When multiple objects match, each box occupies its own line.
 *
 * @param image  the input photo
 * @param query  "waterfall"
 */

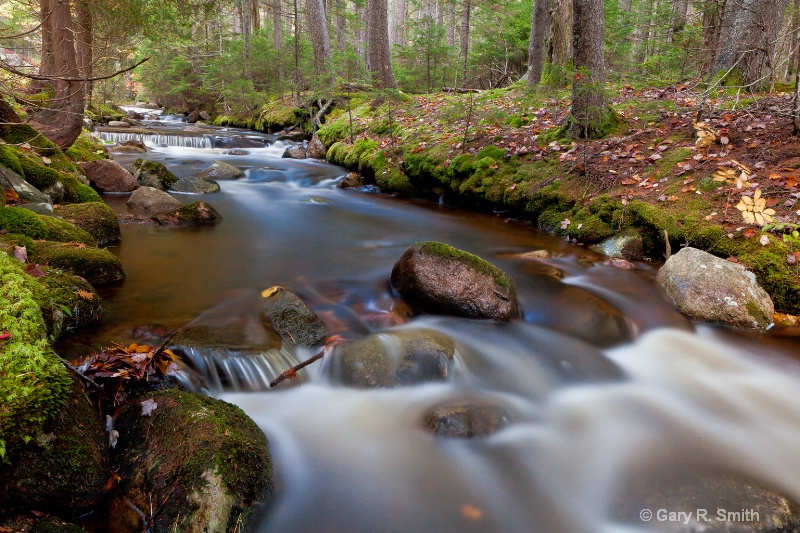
xmin=98 ymin=131 xmax=213 ymax=149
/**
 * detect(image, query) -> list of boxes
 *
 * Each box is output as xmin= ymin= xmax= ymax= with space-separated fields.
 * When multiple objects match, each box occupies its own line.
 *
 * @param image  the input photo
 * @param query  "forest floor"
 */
xmin=308 ymin=81 xmax=800 ymax=316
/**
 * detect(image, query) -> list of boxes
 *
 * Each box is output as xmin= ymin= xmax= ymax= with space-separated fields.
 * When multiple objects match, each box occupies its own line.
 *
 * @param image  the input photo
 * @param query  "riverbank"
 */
xmin=208 ymin=83 xmax=800 ymax=315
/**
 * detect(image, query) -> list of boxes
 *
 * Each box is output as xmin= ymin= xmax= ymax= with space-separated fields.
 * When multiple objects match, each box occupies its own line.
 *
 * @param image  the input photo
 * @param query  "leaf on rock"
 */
xmin=13 ymin=245 xmax=27 ymax=263
xmin=141 ymin=398 xmax=158 ymax=416
xmin=261 ymin=286 xmax=283 ymax=298
xmin=24 ymin=263 xmax=45 ymax=277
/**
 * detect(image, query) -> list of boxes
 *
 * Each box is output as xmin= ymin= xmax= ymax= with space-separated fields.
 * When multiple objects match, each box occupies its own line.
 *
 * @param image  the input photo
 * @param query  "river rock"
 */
xmin=28 ymin=240 xmax=126 ymax=285
xmin=41 ymin=180 xmax=65 ymax=204
xmin=107 ymin=120 xmax=131 ymax=128
xmin=54 ymin=202 xmax=121 ymax=246
xmin=126 ymin=110 xmax=145 ymax=120
xmin=593 ymin=230 xmax=644 ymax=261
xmin=282 ymin=146 xmax=307 ymax=159
xmin=112 ymin=389 xmax=274 ymax=533
xmin=199 ymin=110 xmax=211 ymax=121
xmin=152 ymin=201 xmax=222 ymax=227
xmin=121 ymin=117 xmax=141 ymax=126
xmin=0 ymin=377 xmax=109 ymax=518
xmin=121 ymin=139 xmax=147 ymax=150
xmin=0 ymin=164 xmax=52 ymax=208
xmin=225 ymin=149 xmax=249 ymax=156
xmin=329 ymin=329 xmax=456 ymax=388
xmin=338 ymin=172 xmax=362 ymax=189
xmin=36 ymin=268 xmax=104 ymax=340
xmin=129 ymin=158 xmax=178 ymax=190
xmin=278 ymin=129 xmax=308 ymax=142
xmin=197 ymin=160 xmax=245 ymax=180
xmin=110 ymin=144 xmax=146 ymax=154
xmin=656 ymin=247 xmax=774 ymax=330
xmin=127 ymin=186 xmax=181 ymax=213
xmin=306 ymin=134 xmax=327 ymax=159
xmin=261 ymin=286 xmax=327 ymax=346
xmin=80 ymin=159 xmax=138 ymax=192
xmin=390 ymin=241 xmax=521 ymax=321
xmin=214 ymin=136 xmax=266 ymax=149
xmin=424 ymin=400 xmax=509 ymax=439
xmin=172 ymin=176 xmax=221 ymax=194
xmin=186 ymin=109 xmax=200 ymax=123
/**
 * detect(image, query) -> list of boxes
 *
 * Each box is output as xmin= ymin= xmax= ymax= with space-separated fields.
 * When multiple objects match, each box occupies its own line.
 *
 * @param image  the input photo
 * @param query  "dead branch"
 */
xmin=0 ymin=56 xmax=150 ymax=82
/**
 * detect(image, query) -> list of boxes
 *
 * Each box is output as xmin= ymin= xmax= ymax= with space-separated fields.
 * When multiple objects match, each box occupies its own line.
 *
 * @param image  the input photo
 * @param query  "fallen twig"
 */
xmin=269 ymin=351 xmax=324 ymax=388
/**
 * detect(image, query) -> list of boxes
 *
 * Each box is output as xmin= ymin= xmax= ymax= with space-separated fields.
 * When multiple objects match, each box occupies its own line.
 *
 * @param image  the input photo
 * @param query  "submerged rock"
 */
xmin=171 ymin=176 xmax=221 ymax=194
xmin=329 ymin=329 xmax=456 ymax=388
xmin=121 ymin=139 xmax=147 ymax=150
xmin=593 ymin=230 xmax=644 ymax=261
xmin=338 ymin=172 xmax=362 ymax=189
xmin=113 ymin=389 xmax=274 ymax=533
xmin=107 ymin=120 xmax=131 ymax=128
xmin=126 ymin=186 xmax=181 ymax=213
xmin=80 ymin=159 xmax=138 ymax=192
xmin=129 ymin=158 xmax=178 ymax=190
xmin=424 ymin=400 xmax=509 ymax=439
xmin=656 ymin=247 xmax=774 ymax=330
xmin=213 ymin=136 xmax=265 ymax=149
xmin=391 ymin=241 xmax=521 ymax=321
xmin=0 ymin=377 xmax=109 ymax=519
xmin=152 ymin=201 xmax=222 ymax=227
xmin=54 ymin=201 xmax=121 ymax=246
xmin=197 ymin=160 xmax=245 ymax=181
xmin=261 ymin=286 xmax=327 ymax=346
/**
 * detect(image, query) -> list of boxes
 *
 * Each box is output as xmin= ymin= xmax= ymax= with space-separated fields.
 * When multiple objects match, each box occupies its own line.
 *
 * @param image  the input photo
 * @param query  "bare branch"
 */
xmin=0 ymin=56 xmax=150 ymax=82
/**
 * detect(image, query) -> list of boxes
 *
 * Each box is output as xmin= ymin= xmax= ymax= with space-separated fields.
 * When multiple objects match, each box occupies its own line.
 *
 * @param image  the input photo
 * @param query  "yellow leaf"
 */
xmin=261 ymin=286 xmax=284 ymax=298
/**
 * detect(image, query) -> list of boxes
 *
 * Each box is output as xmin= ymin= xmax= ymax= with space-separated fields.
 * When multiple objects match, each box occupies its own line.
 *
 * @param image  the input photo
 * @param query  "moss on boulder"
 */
xmin=130 ymin=158 xmax=179 ymax=190
xmin=26 ymin=240 xmax=125 ymax=285
xmin=113 ymin=389 xmax=274 ymax=533
xmin=54 ymin=202 xmax=121 ymax=246
xmin=0 ymin=206 xmax=95 ymax=245
xmin=25 ymin=268 xmax=103 ymax=341
xmin=0 ymin=252 xmax=71 ymax=461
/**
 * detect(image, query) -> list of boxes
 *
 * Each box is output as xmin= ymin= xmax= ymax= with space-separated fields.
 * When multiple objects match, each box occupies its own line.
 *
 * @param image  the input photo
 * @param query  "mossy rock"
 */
xmin=329 ymin=329 xmax=456 ymax=388
xmin=261 ymin=286 xmax=327 ymax=346
xmin=18 ymin=154 xmax=61 ymax=190
xmin=64 ymin=130 xmax=107 ymax=163
xmin=0 ymin=252 xmax=71 ymax=461
xmin=54 ymin=202 xmax=121 ymax=246
xmin=27 ymin=240 xmax=125 ymax=285
xmin=58 ymin=174 xmax=102 ymax=204
xmin=0 ymin=377 xmax=109 ymax=518
xmin=113 ymin=389 xmax=274 ymax=533
xmin=0 ymin=124 xmax=78 ymax=172
xmin=25 ymin=267 xmax=103 ymax=341
xmin=130 ymin=158 xmax=179 ymax=190
xmin=0 ymin=206 xmax=95 ymax=245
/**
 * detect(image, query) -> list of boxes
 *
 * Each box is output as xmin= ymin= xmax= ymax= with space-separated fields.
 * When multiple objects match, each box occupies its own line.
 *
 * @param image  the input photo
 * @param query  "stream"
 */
xmin=80 ymin=112 xmax=800 ymax=532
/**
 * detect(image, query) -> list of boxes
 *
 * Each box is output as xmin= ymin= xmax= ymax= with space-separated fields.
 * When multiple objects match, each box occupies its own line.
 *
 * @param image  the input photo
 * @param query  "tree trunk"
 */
xmin=549 ymin=0 xmax=572 ymax=67
xmin=527 ymin=0 xmax=551 ymax=85
xmin=571 ymin=0 xmax=609 ymax=138
xmin=29 ymin=0 xmax=84 ymax=149
xmin=335 ymin=0 xmax=347 ymax=54
xmin=671 ymin=0 xmax=689 ymax=37
xmin=447 ymin=0 xmax=456 ymax=46
xmin=252 ymin=0 xmax=261 ymax=31
xmin=389 ymin=0 xmax=408 ymax=46
xmin=713 ymin=0 xmax=790 ymax=89
xmin=74 ymin=0 xmax=92 ymax=106
xmin=306 ymin=0 xmax=333 ymax=83
xmin=632 ymin=0 xmax=654 ymax=64
xmin=793 ymin=41 xmax=800 ymax=133
xmin=365 ymin=0 xmax=397 ymax=88
xmin=273 ymin=0 xmax=284 ymax=78
xmin=459 ymin=0 xmax=472 ymax=86
xmin=242 ymin=0 xmax=253 ymax=79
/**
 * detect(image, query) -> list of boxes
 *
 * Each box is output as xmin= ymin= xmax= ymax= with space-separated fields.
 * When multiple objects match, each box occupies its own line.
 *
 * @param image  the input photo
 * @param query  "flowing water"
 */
xmin=80 ymin=116 xmax=800 ymax=532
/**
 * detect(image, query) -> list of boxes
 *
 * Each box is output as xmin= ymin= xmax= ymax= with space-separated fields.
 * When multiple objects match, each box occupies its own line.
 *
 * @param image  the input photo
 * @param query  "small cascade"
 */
xmin=98 ymin=131 xmax=213 ymax=149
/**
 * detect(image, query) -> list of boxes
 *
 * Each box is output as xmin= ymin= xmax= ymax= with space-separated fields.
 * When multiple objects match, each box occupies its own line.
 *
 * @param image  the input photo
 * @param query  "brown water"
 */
xmin=83 ymin=120 xmax=800 ymax=532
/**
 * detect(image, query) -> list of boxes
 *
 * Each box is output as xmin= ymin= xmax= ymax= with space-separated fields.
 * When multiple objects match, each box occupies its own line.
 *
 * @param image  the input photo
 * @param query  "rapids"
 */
xmin=80 ymin=115 xmax=800 ymax=532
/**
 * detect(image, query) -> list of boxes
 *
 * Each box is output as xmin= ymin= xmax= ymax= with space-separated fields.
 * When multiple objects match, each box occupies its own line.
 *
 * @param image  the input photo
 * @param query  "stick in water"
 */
xmin=270 ymin=351 xmax=325 ymax=388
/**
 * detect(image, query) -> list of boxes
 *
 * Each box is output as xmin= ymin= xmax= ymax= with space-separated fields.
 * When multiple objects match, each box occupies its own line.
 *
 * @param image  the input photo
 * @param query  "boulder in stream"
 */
xmin=282 ymin=146 xmax=307 ymax=159
xmin=306 ymin=134 xmax=327 ymax=159
xmin=424 ymin=400 xmax=510 ymax=439
xmin=390 ymin=241 xmax=521 ymax=321
xmin=197 ymin=160 xmax=245 ymax=181
xmin=329 ymin=329 xmax=456 ymax=388
xmin=152 ymin=201 xmax=223 ymax=227
xmin=80 ymin=159 xmax=138 ymax=193
xmin=54 ymin=201 xmax=121 ymax=246
xmin=126 ymin=186 xmax=181 ymax=213
xmin=214 ymin=136 xmax=266 ymax=149
xmin=129 ymin=158 xmax=178 ymax=190
xmin=593 ymin=229 xmax=644 ymax=261
xmin=656 ymin=247 xmax=774 ymax=330
xmin=0 ymin=377 xmax=109 ymax=519
xmin=338 ymin=172 xmax=363 ymax=189
xmin=107 ymin=120 xmax=131 ymax=128
xmin=112 ymin=389 xmax=274 ymax=533
xmin=27 ymin=240 xmax=126 ymax=285
xmin=171 ymin=176 xmax=221 ymax=194
xmin=261 ymin=286 xmax=327 ymax=346
xmin=121 ymin=139 xmax=147 ymax=150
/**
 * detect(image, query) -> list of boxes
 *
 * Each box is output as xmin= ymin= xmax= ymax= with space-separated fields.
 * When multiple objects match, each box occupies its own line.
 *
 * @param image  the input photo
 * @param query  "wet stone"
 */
xmin=424 ymin=400 xmax=509 ymax=439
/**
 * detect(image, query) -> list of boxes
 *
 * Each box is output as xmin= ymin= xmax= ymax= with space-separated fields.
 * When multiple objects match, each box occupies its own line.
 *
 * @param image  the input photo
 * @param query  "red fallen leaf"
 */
xmin=0 ymin=331 xmax=10 ymax=342
xmin=727 ymin=256 xmax=739 ymax=263
xmin=24 ymin=263 xmax=45 ymax=277
xmin=742 ymin=228 xmax=756 ymax=239
xmin=621 ymin=178 xmax=637 ymax=185
xmin=785 ymin=176 xmax=799 ymax=188
xmin=765 ymin=197 xmax=780 ymax=207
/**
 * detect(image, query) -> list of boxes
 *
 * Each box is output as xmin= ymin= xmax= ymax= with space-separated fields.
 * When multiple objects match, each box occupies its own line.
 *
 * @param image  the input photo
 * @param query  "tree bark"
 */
xmin=549 ymin=0 xmax=572 ymax=67
xmin=306 ymin=0 xmax=333 ymax=84
xmin=447 ymin=0 xmax=456 ymax=46
xmin=365 ymin=0 xmax=397 ymax=88
xmin=74 ymin=0 xmax=93 ymax=106
xmin=571 ymin=0 xmax=608 ymax=138
xmin=527 ymin=0 xmax=551 ymax=85
xmin=242 ymin=0 xmax=253 ymax=79
xmin=335 ymin=0 xmax=346 ymax=54
xmin=713 ymin=0 xmax=790 ymax=89
xmin=252 ymin=0 xmax=262 ymax=31
xmin=29 ymin=0 xmax=84 ymax=148
xmin=459 ymin=0 xmax=472 ymax=86
xmin=671 ymin=0 xmax=689 ymax=37
xmin=273 ymin=0 xmax=284 ymax=78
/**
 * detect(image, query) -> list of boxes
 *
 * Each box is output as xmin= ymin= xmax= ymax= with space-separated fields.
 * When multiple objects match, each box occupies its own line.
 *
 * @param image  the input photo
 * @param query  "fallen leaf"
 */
xmin=461 ymin=505 xmax=484 ymax=521
xmin=742 ymin=228 xmax=757 ymax=238
xmin=13 ymin=245 xmax=26 ymax=263
xmin=560 ymin=218 xmax=570 ymax=230
xmin=141 ymin=398 xmax=158 ymax=416
xmin=760 ymin=234 xmax=770 ymax=246
xmin=0 ymin=331 xmax=10 ymax=342
xmin=24 ymin=263 xmax=45 ymax=277
xmin=261 ymin=286 xmax=283 ymax=298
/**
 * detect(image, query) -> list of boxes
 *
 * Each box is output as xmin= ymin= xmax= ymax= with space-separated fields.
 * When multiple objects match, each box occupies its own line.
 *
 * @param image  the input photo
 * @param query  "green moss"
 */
xmin=18 ymin=154 xmax=60 ymax=189
xmin=27 ymin=240 xmax=125 ymax=285
xmin=0 ymin=124 xmax=59 ymax=156
xmin=371 ymin=151 xmax=414 ymax=194
xmin=0 ymin=207 xmax=95 ymax=245
xmin=25 ymin=267 xmax=102 ymax=341
xmin=254 ymin=101 xmax=299 ymax=132
xmin=0 ymin=145 xmax=24 ymax=176
xmin=64 ymin=130 xmax=107 ymax=163
xmin=130 ymin=158 xmax=178 ymax=189
xmin=0 ymin=252 xmax=71 ymax=460
xmin=53 ymin=202 xmax=120 ymax=246
xmin=475 ymin=145 xmax=506 ymax=160
xmin=59 ymin=174 xmax=102 ymax=204
xmin=417 ymin=241 xmax=512 ymax=289
xmin=85 ymin=102 xmax=125 ymax=122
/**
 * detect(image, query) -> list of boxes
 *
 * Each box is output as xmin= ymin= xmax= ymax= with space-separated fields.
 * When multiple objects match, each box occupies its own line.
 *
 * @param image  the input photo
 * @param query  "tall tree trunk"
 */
xmin=306 ymin=0 xmax=333 ymax=83
xmin=335 ymin=0 xmax=346 ymax=54
xmin=447 ymin=0 xmax=456 ymax=46
xmin=252 ymin=0 xmax=261 ymax=31
xmin=365 ymin=0 xmax=397 ymax=88
xmin=633 ymin=0 xmax=654 ymax=64
xmin=671 ymin=0 xmax=689 ymax=37
xmin=571 ymin=0 xmax=609 ymax=138
xmin=273 ymin=0 xmax=285 ymax=78
xmin=714 ymin=0 xmax=790 ymax=88
xmin=527 ymin=0 xmax=551 ymax=85
xmin=242 ymin=0 xmax=253 ymax=79
xmin=549 ymin=0 xmax=572 ymax=67
xmin=74 ymin=0 xmax=92 ymax=106
xmin=389 ymin=0 xmax=408 ymax=46
xmin=294 ymin=0 xmax=301 ymax=91
xmin=30 ymin=0 xmax=84 ymax=148
xmin=459 ymin=0 xmax=472 ymax=87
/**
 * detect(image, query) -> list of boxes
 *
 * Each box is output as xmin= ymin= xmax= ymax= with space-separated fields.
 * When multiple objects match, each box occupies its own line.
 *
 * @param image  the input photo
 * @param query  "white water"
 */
xmin=94 ymin=122 xmax=800 ymax=533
